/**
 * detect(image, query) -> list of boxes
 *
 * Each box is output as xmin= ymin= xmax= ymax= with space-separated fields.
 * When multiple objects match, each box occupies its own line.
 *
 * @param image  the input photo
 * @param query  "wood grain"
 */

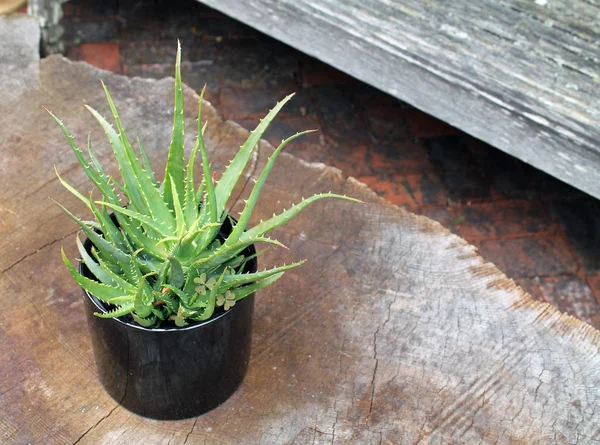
xmin=197 ymin=0 xmax=600 ymax=200
xmin=2 ymin=15 xmax=600 ymax=444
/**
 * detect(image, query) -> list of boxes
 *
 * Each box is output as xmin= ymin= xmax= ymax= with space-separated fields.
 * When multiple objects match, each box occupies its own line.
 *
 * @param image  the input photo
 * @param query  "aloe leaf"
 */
xmin=226 ymin=130 xmax=315 ymax=246
xmin=151 ymin=308 xmax=166 ymax=320
xmin=159 ymin=292 xmax=179 ymax=315
xmin=95 ymin=303 xmax=135 ymax=319
xmin=136 ymin=134 xmax=158 ymax=187
xmin=156 ymin=236 xmax=182 ymax=246
xmin=163 ymin=284 xmax=190 ymax=305
xmin=229 ymin=272 xmax=285 ymax=301
xmin=46 ymin=109 xmax=120 ymax=205
xmin=87 ymin=134 xmax=103 ymax=172
xmin=91 ymin=247 xmax=137 ymax=292
xmin=214 ymin=93 xmax=295 ymax=216
xmin=243 ymin=193 xmax=362 ymax=240
xmin=133 ymin=279 xmax=153 ymax=319
xmin=85 ymin=104 xmax=175 ymax=231
xmin=128 ymin=249 xmax=144 ymax=282
xmin=54 ymin=167 xmax=127 ymax=252
xmin=55 ymin=200 xmax=130 ymax=265
xmin=129 ymin=255 xmax=155 ymax=318
xmin=99 ymin=81 xmax=162 ymax=214
xmin=163 ymin=41 xmax=185 ymax=211
xmin=192 ymin=236 xmax=286 ymax=270
xmin=173 ymin=221 xmax=221 ymax=260
xmin=220 ymin=260 xmax=305 ymax=290
xmin=89 ymin=202 xmax=128 ymax=251
xmin=195 ymin=177 xmax=206 ymax=204
xmin=120 ymin=220 xmax=160 ymax=252
xmin=76 ymin=235 xmax=114 ymax=285
xmin=85 ymin=102 xmax=147 ymax=214
xmin=237 ymin=248 xmax=267 ymax=272
xmin=92 ymin=247 xmax=122 ymax=274
xmin=62 ymin=248 xmax=127 ymax=301
xmin=98 ymin=201 xmax=172 ymax=238
xmin=174 ymin=306 xmax=189 ymax=327
xmin=54 ymin=166 xmax=93 ymax=210
xmin=153 ymin=260 xmax=169 ymax=291
xmin=133 ymin=313 xmax=157 ymax=327
xmin=196 ymin=96 xmax=220 ymax=250
xmin=122 ymin=223 xmax=165 ymax=260
xmin=87 ymin=134 xmax=118 ymax=194
xmin=169 ymin=174 xmax=186 ymax=237
xmin=183 ymin=87 xmax=207 ymax=227
xmin=104 ymin=296 xmax=136 ymax=306
xmin=182 ymin=221 xmax=221 ymax=243
xmin=168 ymin=257 xmax=185 ymax=288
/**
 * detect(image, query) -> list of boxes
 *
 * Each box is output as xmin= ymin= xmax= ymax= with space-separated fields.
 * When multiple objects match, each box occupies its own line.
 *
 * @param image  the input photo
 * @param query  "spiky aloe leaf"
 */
xmin=88 ymin=203 xmax=129 ymax=251
xmin=163 ymin=40 xmax=185 ymax=211
xmin=132 ymin=278 xmax=153 ymax=319
xmin=54 ymin=167 xmax=93 ymax=211
xmin=163 ymin=284 xmax=190 ymax=305
xmin=85 ymin=102 xmax=147 ymax=214
xmin=169 ymin=174 xmax=187 ymax=237
xmin=242 ymin=193 xmax=362 ymax=241
xmin=100 ymin=80 xmax=173 ymax=232
xmin=168 ymin=257 xmax=185 ymax=288
xmin=182 ymin=87 xmax=207 ymax=227
xmin=76 ymin=235 xmax=117 ymax=286
xmin=98 ymin=202 xmax=172 ymax=238
xmin=85 ymin=104 xmax=175 ymax=232
xmin=62 ymin=248 xmax=129 ymax=302
xmin=95 ymin=303 xmax=135 ymax=319
xmin=46 ymin=109 xmax=120 ymax=206
xmin=229 ymin=272 xmax=285 ymax=301
xmin=226 ymin=130 xmax=316 ymax=246
xmin=136 ymin=135 xmax=158 ymax=187
xmin=191 ymin=236 xmax=287 ymax=270
xmin=55 ymin=201 xmax=130 ymax=266
xmin=112 ymin=214 xmax=167 ymax=260
xmin=214 ymin=93 xmax=295 ymax=216
xmin=194 ymin=89 xmax=220 ymax=250
xmin=133 ymin=313 xmax=157 ymax=327
xmin=88 ymin=244 xmax=137 ymax=292
xmin=219 ymin=260 xmax=305 ymax=291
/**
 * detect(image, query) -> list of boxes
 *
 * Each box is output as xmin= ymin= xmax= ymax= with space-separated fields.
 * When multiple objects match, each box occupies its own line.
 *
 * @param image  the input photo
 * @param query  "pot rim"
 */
xmin=82 ymin=287 xmax=249 ymax=333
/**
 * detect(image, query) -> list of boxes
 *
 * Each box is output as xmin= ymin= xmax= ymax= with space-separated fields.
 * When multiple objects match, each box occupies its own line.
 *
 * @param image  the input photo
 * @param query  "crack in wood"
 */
xmin=182 ymin=417 xmax=199 ymax=445
xmin=70 ymin=402 xmax=120 ymax=445
xmin=1 ymin=229 xmax=78 ymax=274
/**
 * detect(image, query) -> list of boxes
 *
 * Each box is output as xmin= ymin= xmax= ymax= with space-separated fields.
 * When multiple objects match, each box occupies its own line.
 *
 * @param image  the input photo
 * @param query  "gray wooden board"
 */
xmin=2 ymin=15 xmax=600 ymax=444
xmin=198 ymin=0 xmax=600 ymax=200
xmin=27 ymin=0 xmax=68 ymax=54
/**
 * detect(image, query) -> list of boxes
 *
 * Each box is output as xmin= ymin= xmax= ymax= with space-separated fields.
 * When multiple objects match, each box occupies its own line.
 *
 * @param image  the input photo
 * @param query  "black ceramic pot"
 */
xmin=80 ymin=218 xmax=256 ymax=420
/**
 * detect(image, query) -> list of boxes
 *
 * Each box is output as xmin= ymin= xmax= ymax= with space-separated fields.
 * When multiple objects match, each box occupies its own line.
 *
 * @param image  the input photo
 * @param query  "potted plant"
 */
xmin=50 ymin=43 xmax=359 ymax=420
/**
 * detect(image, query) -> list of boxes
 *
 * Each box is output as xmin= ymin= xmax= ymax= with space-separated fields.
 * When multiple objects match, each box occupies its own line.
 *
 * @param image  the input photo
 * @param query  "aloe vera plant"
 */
xmin=51 ymin=43 xmax=359 ymax=328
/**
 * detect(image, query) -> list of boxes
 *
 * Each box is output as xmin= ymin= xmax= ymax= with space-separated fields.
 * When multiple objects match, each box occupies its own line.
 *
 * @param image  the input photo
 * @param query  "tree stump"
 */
xmin=1 ymin=16 xmax=599 ymax=444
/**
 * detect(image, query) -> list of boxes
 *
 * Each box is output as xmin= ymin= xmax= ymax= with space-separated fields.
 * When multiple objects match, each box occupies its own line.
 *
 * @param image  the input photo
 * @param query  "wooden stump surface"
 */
xmin=1 ymin=16 xmax=600 ymax=445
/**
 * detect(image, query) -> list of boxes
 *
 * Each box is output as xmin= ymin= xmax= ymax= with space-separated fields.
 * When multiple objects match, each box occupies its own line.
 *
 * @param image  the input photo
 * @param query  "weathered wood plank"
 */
xmin=198 ymin=0 xmax=600 ymax=200
xmin=2 ymin=15 xmax=600 ymax=444
xmin=27 ymin=0 xmax=69 ymax=54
